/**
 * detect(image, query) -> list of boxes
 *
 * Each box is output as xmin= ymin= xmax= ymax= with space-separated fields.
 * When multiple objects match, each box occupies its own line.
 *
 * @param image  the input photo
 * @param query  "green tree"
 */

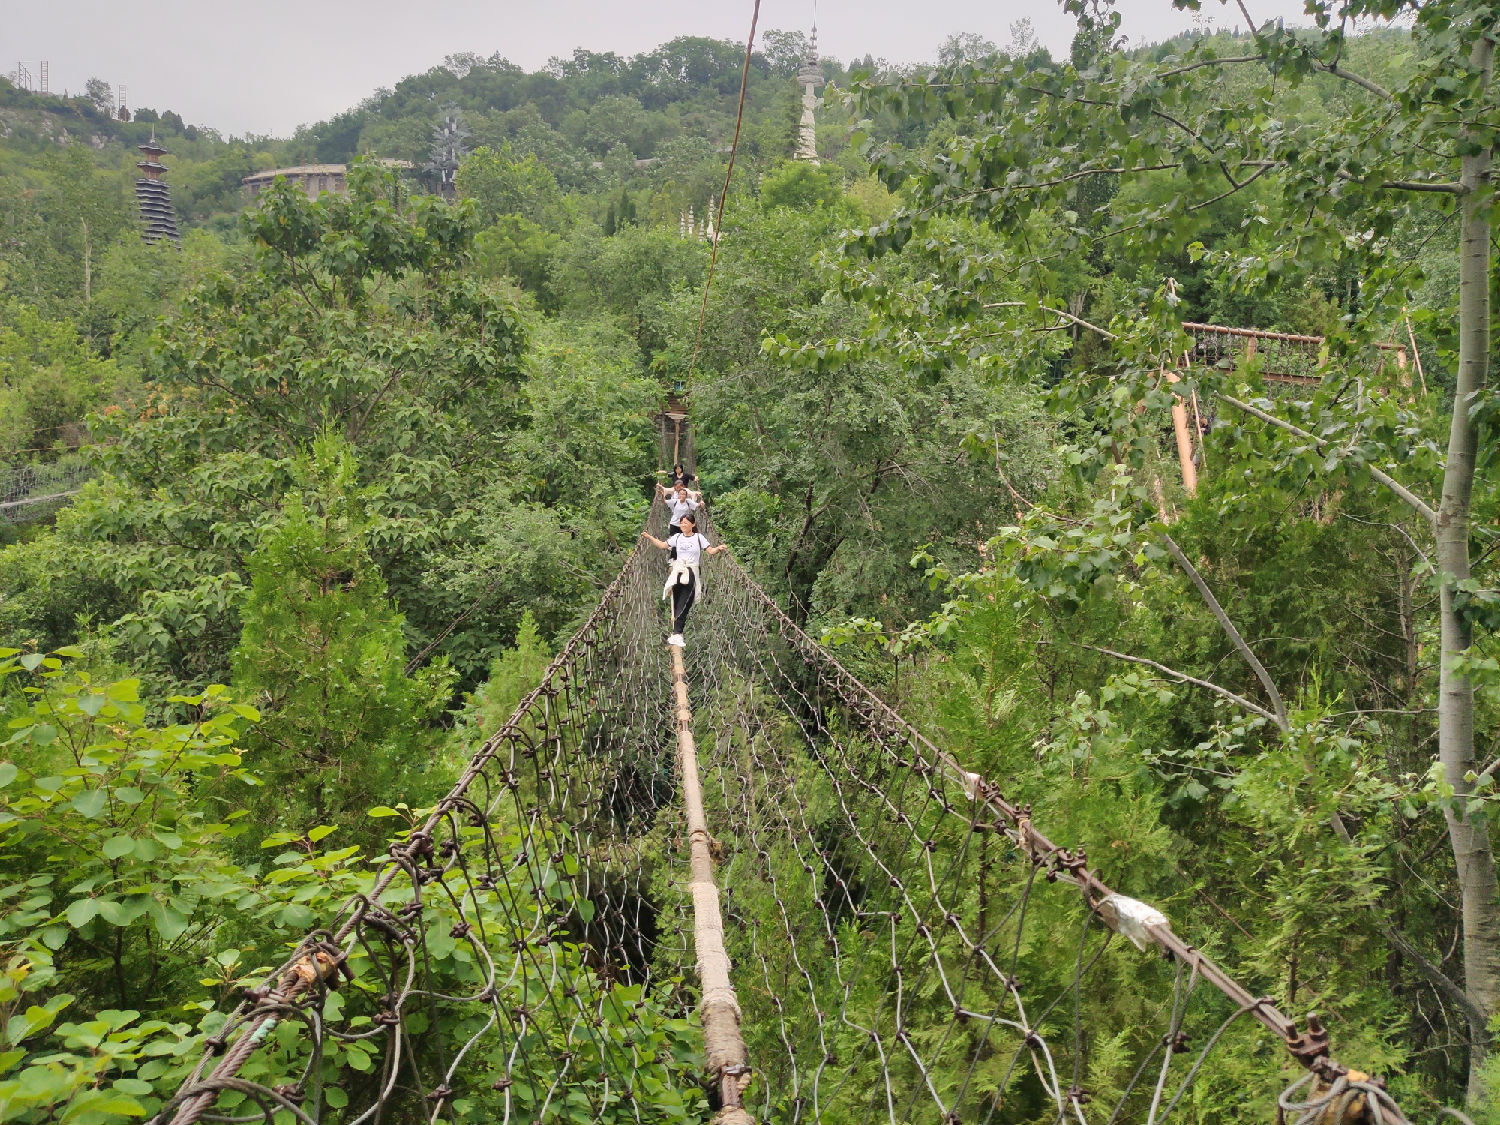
xmin=678 ymin=203 xmax=1060 ymax=628
xmin=0 ymin=161 xmax=527 ymax=690
xmin=456 ymin=143 xmax=564 ymax=227
xmin=90 ymin=229 xmax=226 ymax=365
xmin=473 ymin=215 xmax=561 ymax=304
xmin=758 ymin=160 xmax=846 ymax=211
xmin=83 ymin=79 xmax=112 ymax=114
xmin=936 ymin=32 xmax=999 ymax=68
xmin=843 ymin=0 xmax=1500 ymax=1099
xmin=0 ymin=146 xmax=133 ymax=320
xmin=0 ymin=649 xmax=272 ymax=1122
xmin=0 ymin=302 xmax=130 ymax=458
xmin=231 ymin=434 xmax=451 ymax=834
xmin=421 ymin=314 xmax=656 ymax=674
xmin=555 ymin=223 xmax=706 ymax=356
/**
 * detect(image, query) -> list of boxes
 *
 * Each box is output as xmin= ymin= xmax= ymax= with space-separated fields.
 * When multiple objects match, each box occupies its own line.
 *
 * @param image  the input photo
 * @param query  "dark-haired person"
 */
xmin=656 ymin=479 xmax=701 ymax=556
xmin=670 ymin=462 xmax=697 ymax=489
xmin=641 ymin=512 xmax=726 ymax=647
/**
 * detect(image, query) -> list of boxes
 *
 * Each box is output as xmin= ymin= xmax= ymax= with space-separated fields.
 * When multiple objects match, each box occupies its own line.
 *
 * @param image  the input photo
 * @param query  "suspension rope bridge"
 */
xmin=0 ymin=458 xmax=92 ymax=524
xmin=146 ymin=415 xmax=1448 ymax=1125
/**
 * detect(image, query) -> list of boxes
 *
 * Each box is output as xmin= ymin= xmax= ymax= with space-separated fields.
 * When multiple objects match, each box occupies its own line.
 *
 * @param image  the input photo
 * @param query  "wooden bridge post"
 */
xmin=670 ymin=646 xmax=755 ymax=1123
xmin=1164 ymin=369 xmax=1199 ymax=496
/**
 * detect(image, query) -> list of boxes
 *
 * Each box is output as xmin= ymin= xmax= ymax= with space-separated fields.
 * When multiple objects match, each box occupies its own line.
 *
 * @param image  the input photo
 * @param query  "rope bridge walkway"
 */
xmin=151 ymin=485 xmax=1447 ymax=1125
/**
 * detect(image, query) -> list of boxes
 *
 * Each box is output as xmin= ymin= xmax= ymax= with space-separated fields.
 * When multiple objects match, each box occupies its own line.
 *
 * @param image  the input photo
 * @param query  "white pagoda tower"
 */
xmin=796 ymin=26 xmax=823 ymax=162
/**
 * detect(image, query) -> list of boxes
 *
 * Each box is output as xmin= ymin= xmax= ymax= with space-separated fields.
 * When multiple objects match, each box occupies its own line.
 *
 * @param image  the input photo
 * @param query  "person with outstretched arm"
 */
xmin=641 ymin=512 xmax=726 ymax=647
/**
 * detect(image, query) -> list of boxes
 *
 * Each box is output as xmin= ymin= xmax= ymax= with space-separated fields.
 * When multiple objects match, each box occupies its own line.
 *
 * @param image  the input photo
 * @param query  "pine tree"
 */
xmin=231 ymin=433 xmax=452 ymax=835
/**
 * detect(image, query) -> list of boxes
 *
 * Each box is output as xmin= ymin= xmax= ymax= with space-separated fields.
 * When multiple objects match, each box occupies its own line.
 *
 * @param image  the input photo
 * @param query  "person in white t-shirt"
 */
xmin=656 ymin=480 xmax=702 ymax=558
xmin=641 ymin=512 xmax=726 ymax=646
xmin=657 ymin=480 xmax=701 ymax=530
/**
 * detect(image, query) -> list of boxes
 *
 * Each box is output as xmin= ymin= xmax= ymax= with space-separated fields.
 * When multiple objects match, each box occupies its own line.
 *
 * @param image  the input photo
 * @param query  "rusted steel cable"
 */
xmin=150 ymin=477 xmax=1454 ymax=1125
xmin=690 ymin=500 xmax=1440 ymax=1123
xmin=713 ymin=546 xmax=1317 ymax=1070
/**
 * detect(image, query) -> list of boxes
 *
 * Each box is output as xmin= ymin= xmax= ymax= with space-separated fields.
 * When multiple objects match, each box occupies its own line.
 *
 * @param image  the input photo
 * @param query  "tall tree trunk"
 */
xmin=1442 ymin=30 xmax=1497 ymax=1102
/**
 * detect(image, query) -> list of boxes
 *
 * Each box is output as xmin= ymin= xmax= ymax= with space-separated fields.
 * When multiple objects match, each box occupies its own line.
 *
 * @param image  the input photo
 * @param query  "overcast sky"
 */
xmin=7 ymin=0 xmax=1318 ymax=138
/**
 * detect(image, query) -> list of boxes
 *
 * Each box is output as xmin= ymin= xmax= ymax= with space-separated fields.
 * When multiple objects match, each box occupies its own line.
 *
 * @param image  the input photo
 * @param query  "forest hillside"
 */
xmin=1 ymin=4 xmax=1497 ymax=1123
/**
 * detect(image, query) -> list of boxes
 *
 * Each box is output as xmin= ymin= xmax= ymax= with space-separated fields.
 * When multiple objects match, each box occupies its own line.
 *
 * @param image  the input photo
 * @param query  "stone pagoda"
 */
xmin=134 ymin=133 xmax=181 ymax=244
xmin=796 ymin=26 xmax=823 ymax=162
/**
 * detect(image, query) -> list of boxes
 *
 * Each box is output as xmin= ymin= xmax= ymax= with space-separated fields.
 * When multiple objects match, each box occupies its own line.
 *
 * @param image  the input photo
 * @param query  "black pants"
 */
xmin=671 ymin=572 xmax=697 ymax=634
xmin=668 ymin=522 xmax=680 ymax=559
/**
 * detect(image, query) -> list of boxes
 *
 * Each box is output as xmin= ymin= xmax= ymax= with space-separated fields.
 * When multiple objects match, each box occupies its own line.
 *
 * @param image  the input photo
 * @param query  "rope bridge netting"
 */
xmin=150 ymin=488 xmax=1448 ymax=1125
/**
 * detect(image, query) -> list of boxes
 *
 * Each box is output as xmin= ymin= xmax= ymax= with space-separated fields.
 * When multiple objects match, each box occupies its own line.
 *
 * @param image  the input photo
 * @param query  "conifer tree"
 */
xmin=231 ymin=433 xmax=451 ymax=835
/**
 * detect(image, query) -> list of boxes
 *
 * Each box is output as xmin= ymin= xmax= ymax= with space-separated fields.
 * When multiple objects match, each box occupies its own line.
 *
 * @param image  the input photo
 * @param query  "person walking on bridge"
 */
xmin=642 ymin=512 xmax=725 ymax=647
xmin=656 ymin=479 xmax=701 ymax=557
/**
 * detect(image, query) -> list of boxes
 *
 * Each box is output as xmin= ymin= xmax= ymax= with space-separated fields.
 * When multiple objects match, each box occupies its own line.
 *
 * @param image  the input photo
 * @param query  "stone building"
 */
xmin=241 ymin=159 xmax=412 ymax=200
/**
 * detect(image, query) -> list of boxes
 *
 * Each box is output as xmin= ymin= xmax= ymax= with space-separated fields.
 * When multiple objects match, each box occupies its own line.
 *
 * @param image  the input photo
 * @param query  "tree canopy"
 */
xmin=2 ymin=9 xmax=1498 ymax=1121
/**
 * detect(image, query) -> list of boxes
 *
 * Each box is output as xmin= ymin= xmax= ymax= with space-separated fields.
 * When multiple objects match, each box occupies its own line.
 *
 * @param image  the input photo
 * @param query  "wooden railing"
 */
xmin=1181 ymin=322 xmax=1409 ymax=386
xmin=1161 ymin=322 xmax=1413 ymax=502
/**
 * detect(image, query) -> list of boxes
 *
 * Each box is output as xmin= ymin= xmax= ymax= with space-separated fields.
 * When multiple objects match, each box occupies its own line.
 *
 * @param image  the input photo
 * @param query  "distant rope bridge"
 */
xmin=0 ymin=458 xmax=92 ymax=524
xmin=148 ymin=414 xmax=1451 ymax=1125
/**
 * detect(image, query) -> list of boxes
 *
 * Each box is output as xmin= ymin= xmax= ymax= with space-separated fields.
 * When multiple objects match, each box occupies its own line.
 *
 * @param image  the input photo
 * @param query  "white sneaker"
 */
xmin=668 ymin=634 xmax=685 ymax=647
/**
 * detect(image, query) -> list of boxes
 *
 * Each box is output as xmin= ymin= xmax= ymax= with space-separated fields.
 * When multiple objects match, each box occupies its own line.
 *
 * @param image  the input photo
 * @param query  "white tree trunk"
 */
xmin=1440 ymin=31 xmax=1498 ymax=1103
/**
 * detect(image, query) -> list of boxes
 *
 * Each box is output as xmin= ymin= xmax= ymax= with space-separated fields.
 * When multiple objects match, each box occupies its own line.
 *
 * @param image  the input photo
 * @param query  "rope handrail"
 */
xmin=713 ymin=550 xmax=1320 ymax=1070
xmin=156 ymin=499 xmax=671 ymax=1125
xmin=146 ymin=468 xmax=1454 ymax=1125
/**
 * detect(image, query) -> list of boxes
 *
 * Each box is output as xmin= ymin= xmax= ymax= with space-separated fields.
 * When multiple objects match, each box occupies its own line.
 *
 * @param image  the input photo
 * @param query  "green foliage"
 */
xmin=0 ymin=649 xmax=261 ymax=1122
xmin=474 ymin=215 xmax=562 ymax=305
xmin=2 ymin=11 xmax=1492 ymax=1120
xmin=230 ymin=434 xmax=453 ymax=836
xmin=90 ymin=231 xmax=229 ymax=364
xmin=457 ymin=143 xmax=565 ymax=228
xmin=757 ymin=160 xmax=846 ymax=212
xmin=0 ymin=147 xmax=133 ymax=320
xmin=0 ymin=645 xmax=711 ymax=1122
xmin=456 ymin=610 xmax=552 ymax=750
xmin=419 ymin=314 xmax=655 ymax=675
xmin=0 ymin=302 xmax=131 ymax=457
xmin=676 ymin=203 xmax=1059 ymax=629
xmin=555 ymin=224 xmax=706 ymax=355
xmin=0 ymin=162 xmax=527 ymax=689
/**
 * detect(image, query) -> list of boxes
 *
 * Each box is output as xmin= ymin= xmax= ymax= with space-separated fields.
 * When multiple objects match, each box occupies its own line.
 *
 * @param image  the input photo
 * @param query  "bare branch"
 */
xmin=1050 ymin=163 xmax=1184 ymax=184
xmin=1074 ymin=643 xmax=1283 ymax=726
xmin=1219 ymin=394 xmax=1438 ymax=526
xmin=1377 ymin=179 xmax=1466 ymax=195
xmin=1159 ymin=55 xmax=1264 ymax=78
xmin=1188 ymin=165 xmax=1272 ymax=212
xmin=1233 ymin=0 xmax=1393 ymax=101
xmin=983 ymin=301 xmax=1118 ymax=340
xmin=1160 ymin=531 xmax=1290 ymax=732
xmin=1321 ymin=62 xmax=1395 ymax=103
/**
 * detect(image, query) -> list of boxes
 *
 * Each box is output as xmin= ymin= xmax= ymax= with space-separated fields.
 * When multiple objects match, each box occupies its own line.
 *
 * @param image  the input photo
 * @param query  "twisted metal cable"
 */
xmin=687 ymin=502 xmax=1445 ymax=1124
xmin=148 ymin=469 xmax=1462 ymax=1125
